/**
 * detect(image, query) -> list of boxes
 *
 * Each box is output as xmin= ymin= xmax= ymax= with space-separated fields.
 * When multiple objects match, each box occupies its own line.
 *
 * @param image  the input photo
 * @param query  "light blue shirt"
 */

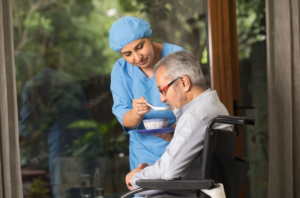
xmin=132 ymin=89 xmax=232 ymax=197
xmin=110 ymin=43 xmax=185 ymax=170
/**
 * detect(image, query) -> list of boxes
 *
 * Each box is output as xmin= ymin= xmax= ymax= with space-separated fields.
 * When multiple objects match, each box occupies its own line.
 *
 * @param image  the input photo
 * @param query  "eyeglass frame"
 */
xmin=159 ymin=76 xmax=181 ymax=96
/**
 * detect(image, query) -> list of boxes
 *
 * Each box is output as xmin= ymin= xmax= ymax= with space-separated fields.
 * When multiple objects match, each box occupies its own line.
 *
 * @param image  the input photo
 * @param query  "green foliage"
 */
xmin=29 ymin=178 xmax=50 ymax=198
xmin=20 ymin=140 xmax=49 ymax=170
xmin=119 ymin=0 xmax=207 ymax=63
xmin=68 ymin=118 xmax=128 ymax=159
xmin=236 ymin=0 xmax=266 ymax=59
xmin=13 ymin=0 xmax=122 ymax=86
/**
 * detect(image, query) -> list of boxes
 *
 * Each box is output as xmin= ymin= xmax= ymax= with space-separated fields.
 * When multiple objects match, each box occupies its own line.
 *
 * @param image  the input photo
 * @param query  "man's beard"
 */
xmin=172 ymin=107 xmax=179 ymax=115
xmin=165 ymin=86 xmax=181 ymax=115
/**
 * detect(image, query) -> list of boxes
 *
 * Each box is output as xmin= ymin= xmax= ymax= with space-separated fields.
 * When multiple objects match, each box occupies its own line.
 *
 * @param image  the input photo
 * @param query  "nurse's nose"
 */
xmin=133 ymin=52 xmax=140 ymax=62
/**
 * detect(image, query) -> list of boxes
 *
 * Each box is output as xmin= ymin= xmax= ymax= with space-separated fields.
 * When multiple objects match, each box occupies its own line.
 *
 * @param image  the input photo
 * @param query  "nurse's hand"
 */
xmin=123 ymin=97 xmax=150 ymax=129
xmin=170 ymin=122 xmax=177 ymax=128
xmin=132 ymin=96 xmax=151 ymax=116
xmin=154 ymin=133 xmax=174 ymax=142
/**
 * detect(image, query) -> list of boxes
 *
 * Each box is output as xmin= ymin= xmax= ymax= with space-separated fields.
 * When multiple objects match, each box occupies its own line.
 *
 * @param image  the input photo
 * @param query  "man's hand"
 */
xmin=125 ymin=168 xmax=143 ymax=190
xmin=138 ymin=162 xmax=149 ymax=169
xmin=125 ymin=163 xmax=149 ymax=190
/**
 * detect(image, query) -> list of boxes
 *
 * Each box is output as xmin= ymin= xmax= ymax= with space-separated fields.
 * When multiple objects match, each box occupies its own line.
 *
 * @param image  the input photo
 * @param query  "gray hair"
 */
xmin=153 ymin=51 xmax=207 ymax=89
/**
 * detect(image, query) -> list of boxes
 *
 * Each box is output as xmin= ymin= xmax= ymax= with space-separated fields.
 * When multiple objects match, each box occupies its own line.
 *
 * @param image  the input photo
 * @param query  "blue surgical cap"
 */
xmin=109 ymin=16 xmax=152 ymax=52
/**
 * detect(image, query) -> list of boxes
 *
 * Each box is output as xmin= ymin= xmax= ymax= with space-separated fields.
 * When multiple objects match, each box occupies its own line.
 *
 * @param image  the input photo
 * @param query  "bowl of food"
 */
xmin=143 ymin=118 xmax=169 ymax=130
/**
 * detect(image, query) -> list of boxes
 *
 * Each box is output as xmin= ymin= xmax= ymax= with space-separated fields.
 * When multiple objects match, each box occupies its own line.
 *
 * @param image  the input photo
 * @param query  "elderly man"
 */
xmin=125 ymin=51 xmax=231 ymax=197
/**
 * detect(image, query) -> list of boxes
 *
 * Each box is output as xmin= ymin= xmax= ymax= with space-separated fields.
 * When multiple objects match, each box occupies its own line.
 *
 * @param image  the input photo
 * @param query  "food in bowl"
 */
xmin=143 ymin=118 xmax=169 ymax=129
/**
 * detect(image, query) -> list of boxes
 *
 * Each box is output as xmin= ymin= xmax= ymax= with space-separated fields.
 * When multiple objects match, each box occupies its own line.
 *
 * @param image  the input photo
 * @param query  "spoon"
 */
xmin=146 ymin=103 xmax=170 ymax=111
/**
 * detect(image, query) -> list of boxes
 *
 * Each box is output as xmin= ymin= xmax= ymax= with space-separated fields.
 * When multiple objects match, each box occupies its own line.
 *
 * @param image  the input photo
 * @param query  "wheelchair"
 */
xmin=121 ymin=115 xmax=255 ymax=198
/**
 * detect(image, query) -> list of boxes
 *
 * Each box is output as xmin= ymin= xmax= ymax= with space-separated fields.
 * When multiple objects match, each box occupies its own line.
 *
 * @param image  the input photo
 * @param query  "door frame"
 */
xmin=206 ymin=0 xmax=242 ymax=157
xmin=206 ymin=0 xmax=245 ymax=197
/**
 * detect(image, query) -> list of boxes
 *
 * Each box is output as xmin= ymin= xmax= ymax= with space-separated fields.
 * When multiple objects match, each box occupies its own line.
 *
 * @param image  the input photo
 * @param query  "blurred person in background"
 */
xmin=19 ymin=49 xmax=94 ymax=198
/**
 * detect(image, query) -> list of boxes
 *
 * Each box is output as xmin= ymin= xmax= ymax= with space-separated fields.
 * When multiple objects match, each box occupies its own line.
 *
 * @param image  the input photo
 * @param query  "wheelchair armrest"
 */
xmin=208 ymin=116 xmax=255 ymax=128
xmin=136 ymin=179 xmax=215 ymax=189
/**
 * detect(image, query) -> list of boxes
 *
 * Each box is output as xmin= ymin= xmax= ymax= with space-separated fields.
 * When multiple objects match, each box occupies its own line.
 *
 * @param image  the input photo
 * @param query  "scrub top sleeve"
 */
xmin=110 ymin=61 xmax=132 ymax=132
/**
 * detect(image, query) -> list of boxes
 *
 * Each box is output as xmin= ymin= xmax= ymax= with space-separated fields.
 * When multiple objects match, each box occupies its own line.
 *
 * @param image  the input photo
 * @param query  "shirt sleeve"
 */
xmin=132 ymin=112 xmax=206 ymax=189
xmin=110 ymin=61 xmax=133 ymax=131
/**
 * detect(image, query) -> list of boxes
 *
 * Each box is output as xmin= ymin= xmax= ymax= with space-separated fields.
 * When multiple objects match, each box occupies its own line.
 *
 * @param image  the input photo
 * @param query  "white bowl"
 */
xmin=143 ymin=119 xmax=169 ymax=129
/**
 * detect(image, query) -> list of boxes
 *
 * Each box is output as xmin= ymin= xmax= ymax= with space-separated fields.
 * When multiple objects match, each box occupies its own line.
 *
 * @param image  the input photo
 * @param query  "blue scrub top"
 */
xmin=110 ymin=43 xmax=185 ymax=170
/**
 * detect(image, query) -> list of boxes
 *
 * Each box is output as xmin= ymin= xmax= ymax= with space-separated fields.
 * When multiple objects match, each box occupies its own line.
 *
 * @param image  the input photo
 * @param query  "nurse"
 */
xmin=109 ymin=16 xmax=185 ymax=170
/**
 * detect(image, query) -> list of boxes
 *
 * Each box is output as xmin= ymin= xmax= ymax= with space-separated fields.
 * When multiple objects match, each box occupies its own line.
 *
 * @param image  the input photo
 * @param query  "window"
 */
xmin=14 ymin=1 xmax=208 ymax=197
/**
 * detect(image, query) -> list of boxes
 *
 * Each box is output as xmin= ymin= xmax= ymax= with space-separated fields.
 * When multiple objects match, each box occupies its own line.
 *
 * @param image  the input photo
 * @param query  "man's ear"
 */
xmin=180 ymin=76 xmax=191 ymax=92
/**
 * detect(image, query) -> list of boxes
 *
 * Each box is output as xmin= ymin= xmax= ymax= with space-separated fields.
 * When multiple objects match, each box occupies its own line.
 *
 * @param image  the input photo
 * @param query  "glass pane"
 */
xmin=236 ymin=0 xmax=268 ymax=197
xmin=13 ymin=1 xmax=208 ymax=198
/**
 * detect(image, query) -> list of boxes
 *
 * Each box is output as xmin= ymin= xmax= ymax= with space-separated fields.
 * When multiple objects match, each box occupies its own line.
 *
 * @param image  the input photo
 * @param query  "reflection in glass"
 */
xmin=236 ymin=0 xmax=267 ymax=197
xmin=134 ymin=0 xmax=210 ymax=85
xmin=13 ymin=1 xmax=208 ymax=197
xmin=94 ymin=167 xmax=105 ymax=198
xmin=81 ymin=174 xmax=92 ymax=198
xmin=18 ymin=50 xmax=95 ymax=198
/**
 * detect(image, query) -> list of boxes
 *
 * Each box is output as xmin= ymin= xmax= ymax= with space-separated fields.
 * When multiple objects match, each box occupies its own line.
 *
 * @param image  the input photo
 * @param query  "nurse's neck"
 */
xmin=140 ymin=42 xmax=163 ymax=79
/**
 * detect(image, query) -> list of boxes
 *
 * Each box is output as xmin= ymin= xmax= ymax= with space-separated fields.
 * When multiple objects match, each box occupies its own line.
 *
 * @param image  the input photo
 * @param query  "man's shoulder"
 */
xmin=183 ymin=90 xmax=229 ymax=123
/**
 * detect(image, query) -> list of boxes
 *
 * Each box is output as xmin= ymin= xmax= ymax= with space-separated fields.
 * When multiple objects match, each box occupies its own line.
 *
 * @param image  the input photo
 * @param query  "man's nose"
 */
xmin=160 ymin=93 xmax=166 ymax=103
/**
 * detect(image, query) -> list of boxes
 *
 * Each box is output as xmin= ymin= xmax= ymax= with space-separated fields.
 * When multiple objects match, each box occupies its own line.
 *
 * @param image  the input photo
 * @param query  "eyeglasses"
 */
xmin=159 ymin=76 xmax=181 ymax=96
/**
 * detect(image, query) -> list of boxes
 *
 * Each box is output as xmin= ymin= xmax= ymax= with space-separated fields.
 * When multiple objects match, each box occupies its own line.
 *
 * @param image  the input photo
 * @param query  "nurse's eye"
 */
xmin=136 ymin=43 xmax=144 ymax=50
xmin=124 ymin=52 xmax=131 ymax=57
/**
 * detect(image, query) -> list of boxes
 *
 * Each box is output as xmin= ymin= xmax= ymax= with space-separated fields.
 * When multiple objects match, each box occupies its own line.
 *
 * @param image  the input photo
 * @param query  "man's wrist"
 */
xmin=131 ymin=171 xmax=140 ymax=190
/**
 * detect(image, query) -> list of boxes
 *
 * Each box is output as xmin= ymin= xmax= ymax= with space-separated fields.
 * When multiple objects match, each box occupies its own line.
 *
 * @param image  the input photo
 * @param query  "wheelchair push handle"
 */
xmin=208 ymin=115 xmax=255 ymax=129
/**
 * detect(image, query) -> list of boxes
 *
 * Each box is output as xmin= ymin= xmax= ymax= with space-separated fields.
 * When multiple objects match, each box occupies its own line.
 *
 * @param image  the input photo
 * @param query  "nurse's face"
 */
xmin=120 ymin=38 xmax=154 ymax=68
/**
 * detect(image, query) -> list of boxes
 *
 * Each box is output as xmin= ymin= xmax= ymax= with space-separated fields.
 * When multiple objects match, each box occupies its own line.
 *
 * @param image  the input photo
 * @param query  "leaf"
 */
xmin=73 ymin=143 xmax=91 ymax=156
xmin=67 ymin=119 xmax=98 ymax=129
xmin=116 ymin=133 xmax=126 ymax=142
xmin=81 ymin=131 xmax=97 ymax=143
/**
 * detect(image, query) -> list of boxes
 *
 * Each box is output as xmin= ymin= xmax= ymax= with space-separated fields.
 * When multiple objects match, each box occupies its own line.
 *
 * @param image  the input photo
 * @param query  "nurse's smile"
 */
xmin=138 ymin=57 xmax=148 ymax=66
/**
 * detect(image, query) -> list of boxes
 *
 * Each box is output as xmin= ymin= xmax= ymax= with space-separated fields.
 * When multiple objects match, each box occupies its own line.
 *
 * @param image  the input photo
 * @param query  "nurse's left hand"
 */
xmin=154 ymin=133 xmax=174 ymax=142
xmin=170 ymin=122 xmax=177 ymax=128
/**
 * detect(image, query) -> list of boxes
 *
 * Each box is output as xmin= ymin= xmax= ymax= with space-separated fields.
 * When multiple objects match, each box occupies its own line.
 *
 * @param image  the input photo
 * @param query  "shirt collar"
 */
xmin=175 ymin=88 xmax=211 ymax=120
